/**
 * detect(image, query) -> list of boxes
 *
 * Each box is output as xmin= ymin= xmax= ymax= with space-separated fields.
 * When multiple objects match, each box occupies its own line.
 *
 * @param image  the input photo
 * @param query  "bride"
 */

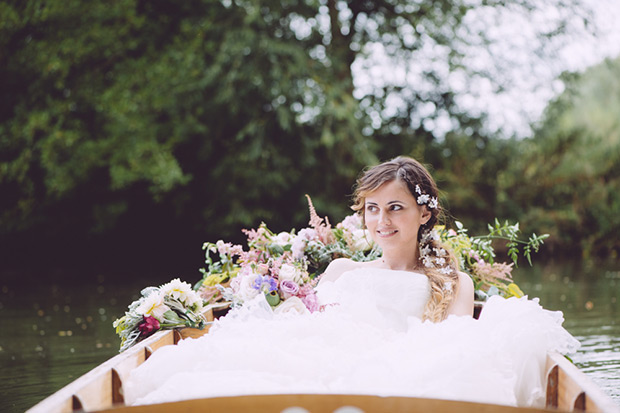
xmin=124 ymin=156 xmax=579 ymax=408
xmin=319 ymin=155 xmax=473 ymax=321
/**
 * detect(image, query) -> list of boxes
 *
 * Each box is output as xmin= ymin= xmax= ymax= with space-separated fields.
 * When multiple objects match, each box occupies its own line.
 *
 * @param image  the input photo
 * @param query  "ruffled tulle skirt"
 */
xmin=124 ymin=295 xmax=580 ymax=408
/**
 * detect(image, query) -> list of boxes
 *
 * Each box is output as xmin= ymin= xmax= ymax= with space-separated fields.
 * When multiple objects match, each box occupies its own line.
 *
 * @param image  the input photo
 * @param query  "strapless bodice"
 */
xmin=316 ymin=267 xmax=431 ymax=330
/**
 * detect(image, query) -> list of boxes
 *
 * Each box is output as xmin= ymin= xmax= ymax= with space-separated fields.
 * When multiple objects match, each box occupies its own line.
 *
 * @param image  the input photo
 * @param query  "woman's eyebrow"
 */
xmin=366 ymin=200 xmax=404 ymax=205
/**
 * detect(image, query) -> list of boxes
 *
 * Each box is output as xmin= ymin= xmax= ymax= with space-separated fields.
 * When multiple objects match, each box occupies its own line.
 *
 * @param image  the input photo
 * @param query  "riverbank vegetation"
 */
xmin=1 ymin=1 xmax=618 ymax=276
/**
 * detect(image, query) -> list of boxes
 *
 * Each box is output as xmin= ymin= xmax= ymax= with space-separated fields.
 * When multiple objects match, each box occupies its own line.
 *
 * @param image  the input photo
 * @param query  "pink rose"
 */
xmin=280 ymin=280 xmax=300 ymax=299
xmin=138 ymin=315 xmax=160 ymax=337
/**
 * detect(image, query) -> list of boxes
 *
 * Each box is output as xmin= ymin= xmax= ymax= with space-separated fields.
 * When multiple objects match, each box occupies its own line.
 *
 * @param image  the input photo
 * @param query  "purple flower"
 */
xmin=253 ymin=275 xmax=278 ymax=293
xmin=280 ymin=280 xmax=300 ymax=299
xmin=138 ymin=316 xmax=160 ymax=337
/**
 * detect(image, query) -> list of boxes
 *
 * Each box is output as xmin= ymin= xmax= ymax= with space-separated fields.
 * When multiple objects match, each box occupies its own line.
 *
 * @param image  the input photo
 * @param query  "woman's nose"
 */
xmin=378 ymin=211 xmax=390 ymax=225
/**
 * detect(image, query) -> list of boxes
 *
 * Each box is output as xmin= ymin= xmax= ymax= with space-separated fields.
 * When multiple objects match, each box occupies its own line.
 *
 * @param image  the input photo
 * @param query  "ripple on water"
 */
xmin=571 ymin=332 xmax=620 ymax=403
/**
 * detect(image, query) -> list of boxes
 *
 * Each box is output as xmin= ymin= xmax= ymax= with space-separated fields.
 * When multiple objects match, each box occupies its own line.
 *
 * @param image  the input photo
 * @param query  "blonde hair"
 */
xmin=352 ymin=156 xmax=459 ymax=322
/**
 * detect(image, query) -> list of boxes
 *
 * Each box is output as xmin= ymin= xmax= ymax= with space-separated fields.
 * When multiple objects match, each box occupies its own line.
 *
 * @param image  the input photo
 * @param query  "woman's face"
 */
xmin=364 ymin=179 xmax=431 ymax=253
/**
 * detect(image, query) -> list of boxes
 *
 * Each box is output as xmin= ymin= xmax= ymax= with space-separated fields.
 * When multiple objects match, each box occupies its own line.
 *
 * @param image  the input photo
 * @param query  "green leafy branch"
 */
xmin=472 ymin=219 xmax=549 ymax=267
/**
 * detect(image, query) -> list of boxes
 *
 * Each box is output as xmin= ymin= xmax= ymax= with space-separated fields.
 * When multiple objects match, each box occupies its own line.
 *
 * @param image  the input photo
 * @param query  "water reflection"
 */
xmin=516 ymin=262 xmax=620 ymax=403
xmin=0 ymin=273 xmax=164 ymax=413
xmin=1 ymin=263 xmax=619 ymax=412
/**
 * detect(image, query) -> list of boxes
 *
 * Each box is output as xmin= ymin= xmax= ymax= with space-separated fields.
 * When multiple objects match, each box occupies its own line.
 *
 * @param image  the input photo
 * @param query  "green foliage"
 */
xmin=497 ymin=57 xmax=620 ymax=258
xmin=440 ymin=219 xmax=546 ymax=299
xmin=0 ymin=0 xmax=610 ymax=271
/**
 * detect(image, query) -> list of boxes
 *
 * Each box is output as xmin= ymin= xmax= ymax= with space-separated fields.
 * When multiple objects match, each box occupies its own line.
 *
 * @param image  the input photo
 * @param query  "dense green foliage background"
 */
xmin=1 ymin=0 xmax=617 ymax=277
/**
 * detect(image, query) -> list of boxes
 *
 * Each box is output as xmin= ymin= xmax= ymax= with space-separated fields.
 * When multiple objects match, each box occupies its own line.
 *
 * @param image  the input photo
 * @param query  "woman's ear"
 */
xmin=421 ymin=207 xmax=432 ymax=225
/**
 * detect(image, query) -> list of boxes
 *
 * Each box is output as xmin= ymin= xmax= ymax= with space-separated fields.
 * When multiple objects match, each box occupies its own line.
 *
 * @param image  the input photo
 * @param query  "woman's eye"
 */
xmin=366 ymin=205 xmax=377 ymax=212
xmin=391 ymin=205 xmax=402 ymax=211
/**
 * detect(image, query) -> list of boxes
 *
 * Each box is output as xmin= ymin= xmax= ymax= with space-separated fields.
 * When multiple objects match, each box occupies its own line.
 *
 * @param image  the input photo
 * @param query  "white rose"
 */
xmin=339 ymin=214 xmax=363 ymax=232
xmin=273 ymin=232 xmax=292 ymax=246
xmin=291 ymin=237 xmax=307 ymax=260
xmin=352 ymin=229 xmax=373 ymax=251
xmin=235 ymin=272 xmax=260 ymax=303
xmin=273 ymin=296 xmax=309 ymax=315
xmin=291 ymin=228 xmax=318 ymax=260
xmin=278 ymin=263 xmax=302 ymax=283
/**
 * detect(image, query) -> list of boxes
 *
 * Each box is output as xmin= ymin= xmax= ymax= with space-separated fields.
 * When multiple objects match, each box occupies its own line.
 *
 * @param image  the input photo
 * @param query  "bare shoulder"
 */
xmin=447 ymin=271 xmax=475 ymax=317
xmin=318 ymin=258 xmax=362 ymax=285
xmin=457 ymin=271 xmax=474 ymax=296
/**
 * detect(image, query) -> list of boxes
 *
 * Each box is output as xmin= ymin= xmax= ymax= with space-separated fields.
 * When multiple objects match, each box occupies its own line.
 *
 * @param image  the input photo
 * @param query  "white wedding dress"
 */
xmin=124 ymin=268 xmax=580 ymax=407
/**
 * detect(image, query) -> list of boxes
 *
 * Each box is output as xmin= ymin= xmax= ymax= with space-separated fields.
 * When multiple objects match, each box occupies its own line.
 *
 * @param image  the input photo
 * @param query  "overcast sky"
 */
xmin=485 ymin=0 xmax=620 ymax=137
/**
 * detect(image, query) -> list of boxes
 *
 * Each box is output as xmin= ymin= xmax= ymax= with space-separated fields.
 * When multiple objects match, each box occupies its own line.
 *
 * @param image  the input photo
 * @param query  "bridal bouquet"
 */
xmin=113 ymin=279 xmax=207 ymax=352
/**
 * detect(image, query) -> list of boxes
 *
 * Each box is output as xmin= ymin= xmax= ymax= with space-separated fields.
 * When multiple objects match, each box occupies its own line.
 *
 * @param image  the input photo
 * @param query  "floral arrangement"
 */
xmin=195 ymin=199 xmax=548 ymax=307
xmin=114 ymin=197 xmax=547 ymax=351
xmin=113 ymin=279 xmax=206 ymax=352
xmin=439 ymin=219 xmax=549 ymax=301
xmin=194 ymin=196 xmax=380 ymax=312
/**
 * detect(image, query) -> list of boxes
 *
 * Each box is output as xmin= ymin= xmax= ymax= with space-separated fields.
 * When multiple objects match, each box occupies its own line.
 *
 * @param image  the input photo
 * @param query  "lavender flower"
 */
xmin=253 ymin=275 xmax=278 ymax=293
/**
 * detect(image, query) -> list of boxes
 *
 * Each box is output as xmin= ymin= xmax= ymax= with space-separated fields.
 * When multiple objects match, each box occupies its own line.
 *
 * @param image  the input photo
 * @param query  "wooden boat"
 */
xmin=28 ymin=302 xmax=619 ymax=413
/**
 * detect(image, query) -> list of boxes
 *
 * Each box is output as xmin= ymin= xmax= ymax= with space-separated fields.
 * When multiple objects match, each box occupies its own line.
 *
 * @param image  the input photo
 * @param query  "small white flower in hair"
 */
xmin=413 ymin=185 xmax=438 ymax=209
xmin=439 ymin=267 xmax=453 ymax=275
xmin=422 ymin=229 xmax=440 ymax=241
xmin=422 ymin=256 xmax=434 ymax=268
xmin=417 ymin=194 xmax=430 ymax=205
xmin=443 ymin=281 xmax=453 ymax=291
xmin=433 ymin=247 xmax=447 ymax=257
xmin=420 ymin=245 xmax=431 ymax=256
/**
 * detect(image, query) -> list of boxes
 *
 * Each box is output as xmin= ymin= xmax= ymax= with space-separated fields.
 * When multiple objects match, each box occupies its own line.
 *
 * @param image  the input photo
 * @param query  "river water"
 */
xmin=1 ymin=261 xmax=619 ymax=412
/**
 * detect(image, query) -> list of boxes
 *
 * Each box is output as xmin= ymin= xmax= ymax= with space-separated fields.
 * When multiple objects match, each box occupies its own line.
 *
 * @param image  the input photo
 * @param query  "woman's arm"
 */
xmin=446 ymin=271 xmax=475 ymax=317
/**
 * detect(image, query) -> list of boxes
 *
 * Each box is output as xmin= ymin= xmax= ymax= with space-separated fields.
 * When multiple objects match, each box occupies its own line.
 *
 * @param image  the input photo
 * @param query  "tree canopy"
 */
xmin=0 ymin=0 xmax=612 ymax=273
xmin=497 ymin=57 xmax=620 ymax=258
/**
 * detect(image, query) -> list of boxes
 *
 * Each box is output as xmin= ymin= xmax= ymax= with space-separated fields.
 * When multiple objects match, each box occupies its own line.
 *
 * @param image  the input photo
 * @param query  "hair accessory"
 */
xmin=415 ymin=185 xmax=438 ymax=209
xmin=419 ymin=229 xmax=453 ymax=276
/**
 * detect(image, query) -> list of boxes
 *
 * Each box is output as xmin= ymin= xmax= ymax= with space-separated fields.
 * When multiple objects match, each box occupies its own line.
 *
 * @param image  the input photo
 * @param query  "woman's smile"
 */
xmin=376 ymin=228 xmax=398 ymax=237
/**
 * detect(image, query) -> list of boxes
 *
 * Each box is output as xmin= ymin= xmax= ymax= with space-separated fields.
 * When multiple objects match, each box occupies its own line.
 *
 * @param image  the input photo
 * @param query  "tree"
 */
xmin=0 ymin=0 xmax=594 ymax=271
xmin=497 ymin=57 xmax=620 ymax=258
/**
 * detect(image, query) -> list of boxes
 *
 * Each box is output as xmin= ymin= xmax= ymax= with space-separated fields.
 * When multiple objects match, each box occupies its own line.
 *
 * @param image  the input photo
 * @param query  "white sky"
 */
xmin=351 ymin=0 xmax=620 ymax=138
xmin=482 ymin=0 xmax=620 ymax=137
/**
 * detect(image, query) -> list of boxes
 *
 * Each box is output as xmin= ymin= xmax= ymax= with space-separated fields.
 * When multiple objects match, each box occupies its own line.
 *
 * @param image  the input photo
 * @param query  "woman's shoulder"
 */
xmin=456 ymin=271 xmax=474 ymax=294
xmin=447 ymin=271 xmax=475 ymax=317
xmin=318 ymin=258 xmax=371 ymax=285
